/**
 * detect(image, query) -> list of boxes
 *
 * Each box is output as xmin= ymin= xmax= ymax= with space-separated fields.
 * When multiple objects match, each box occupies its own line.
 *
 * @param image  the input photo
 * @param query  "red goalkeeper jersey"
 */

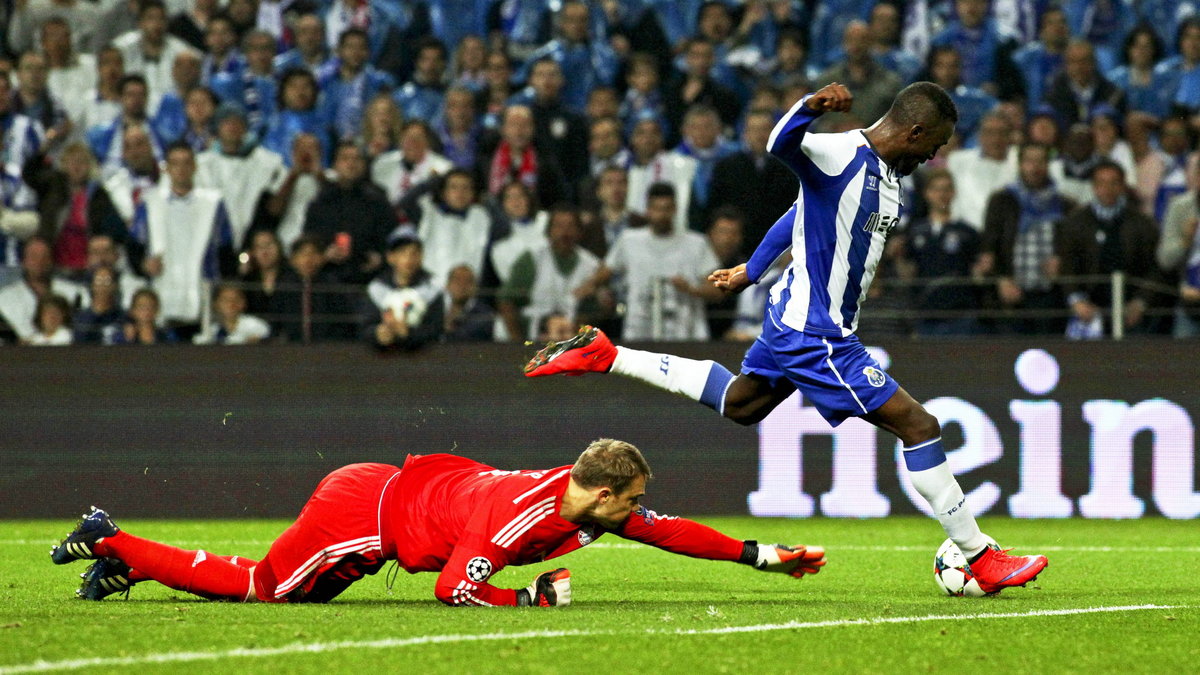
xmin=378 ymin=454 xmax=744 ymax=606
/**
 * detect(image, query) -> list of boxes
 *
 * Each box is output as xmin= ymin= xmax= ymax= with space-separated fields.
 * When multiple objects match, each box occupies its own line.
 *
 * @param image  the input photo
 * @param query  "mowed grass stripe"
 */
xmin=0 ymin=605 xmax=1182 ymax=674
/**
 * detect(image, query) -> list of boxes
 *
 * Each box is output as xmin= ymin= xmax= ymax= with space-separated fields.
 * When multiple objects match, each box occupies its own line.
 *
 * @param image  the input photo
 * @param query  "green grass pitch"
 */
xmin=1 ymin=517 xmax=1195 ymax=673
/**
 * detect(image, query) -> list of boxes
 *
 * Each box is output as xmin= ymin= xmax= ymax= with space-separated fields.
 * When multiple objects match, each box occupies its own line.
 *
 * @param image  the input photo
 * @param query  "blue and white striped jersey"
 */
xmin=745 ymin=95 xmax=903 ymax=337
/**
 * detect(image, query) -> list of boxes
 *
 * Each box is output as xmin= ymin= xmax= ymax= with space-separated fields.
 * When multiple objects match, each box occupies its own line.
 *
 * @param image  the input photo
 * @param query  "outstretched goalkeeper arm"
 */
xmin=612 ymin=506 xmax=826 ymax=578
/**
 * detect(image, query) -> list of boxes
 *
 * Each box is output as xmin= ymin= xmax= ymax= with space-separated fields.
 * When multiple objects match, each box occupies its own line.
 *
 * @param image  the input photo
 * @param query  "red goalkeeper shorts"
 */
xmin=253 ymin=462 xmax=401 ymax=602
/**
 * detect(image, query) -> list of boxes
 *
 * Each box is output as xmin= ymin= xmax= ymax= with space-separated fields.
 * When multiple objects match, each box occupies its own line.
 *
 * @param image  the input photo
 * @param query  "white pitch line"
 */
xmin=0 ymin=605 xmax=1184 ymax=674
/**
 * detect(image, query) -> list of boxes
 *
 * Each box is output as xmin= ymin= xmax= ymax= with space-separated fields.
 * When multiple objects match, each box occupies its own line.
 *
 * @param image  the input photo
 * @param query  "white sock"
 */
xmin=610 ymin=346 xmax=733 ymax=413
xmin=907 ymin=461 xmax=988 ymax=557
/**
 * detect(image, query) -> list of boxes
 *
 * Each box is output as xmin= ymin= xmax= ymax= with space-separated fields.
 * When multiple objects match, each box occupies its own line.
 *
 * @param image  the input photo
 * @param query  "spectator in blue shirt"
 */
xmin=274 ymin=13 xmax=328 ymax=75
xmin=394 ymin=37 xmax=448 ymax=122
xmin=1108 ymin=25 xmax=1173 ymax=119
xmin=1065 ymin=0 xmax=1136 ymax=73
xmin=201 ymin=13 xmax=244 ymax=84
xmin=806 ymin=0 xmax=874 ymax=72
xmin=646 ymin=0 xmax=706 ymax=51
xmin=1154 ymin=17 xmax=1200 ymax=102
xmin=317 ymin=28 xmax=395 ymax=141
xmin=264 ymin=69 xmax=329 ymax=167
xmin=868 ymin=1 xmax=921 ymax=83
xmin=1013 ymin=6 xmax=1069 ymax=107
xmin=435 ymin=86 xmax=481 ymax=170
xmin=925 ymin=45 xmax=998 ymax=148
xmin=930 ymin=0 xmax=1023 ymax=100
xmin=211 ymin=30 xmax=279 ymax=139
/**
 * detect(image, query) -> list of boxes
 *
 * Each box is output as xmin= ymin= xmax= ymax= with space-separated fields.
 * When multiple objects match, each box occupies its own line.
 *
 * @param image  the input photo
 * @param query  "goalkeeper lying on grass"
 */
xmin=51 ymin=438 xmax=825 ymax=606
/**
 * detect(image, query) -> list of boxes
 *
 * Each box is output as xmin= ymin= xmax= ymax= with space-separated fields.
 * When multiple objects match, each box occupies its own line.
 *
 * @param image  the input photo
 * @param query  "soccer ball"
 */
xmin=933 ymin=538 xmax=989 ymax=597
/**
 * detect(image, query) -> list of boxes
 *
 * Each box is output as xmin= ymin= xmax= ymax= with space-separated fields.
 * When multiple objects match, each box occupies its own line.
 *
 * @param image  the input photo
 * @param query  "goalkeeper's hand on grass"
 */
xmin=740 ymin=542 xmax=826 ymax=578
xmin=516 ymin=568 xmax=572 ymax=606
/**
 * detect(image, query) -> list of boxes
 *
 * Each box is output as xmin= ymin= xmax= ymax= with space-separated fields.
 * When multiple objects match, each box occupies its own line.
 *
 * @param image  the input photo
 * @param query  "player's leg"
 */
xmin=92 ymin=532 xmax=256 ymax=601
xmin=525 ymin=325 xmax=794 ymax=421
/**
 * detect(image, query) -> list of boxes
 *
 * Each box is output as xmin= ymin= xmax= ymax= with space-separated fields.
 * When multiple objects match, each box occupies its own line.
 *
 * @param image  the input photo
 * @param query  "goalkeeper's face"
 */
xmin=590 ymin=476 xmax=647 ymax=529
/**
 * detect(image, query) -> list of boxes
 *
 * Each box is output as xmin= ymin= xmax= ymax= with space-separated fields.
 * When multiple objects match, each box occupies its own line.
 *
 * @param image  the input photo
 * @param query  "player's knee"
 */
xmin=906 ymin=408 xmax=941 ymax=445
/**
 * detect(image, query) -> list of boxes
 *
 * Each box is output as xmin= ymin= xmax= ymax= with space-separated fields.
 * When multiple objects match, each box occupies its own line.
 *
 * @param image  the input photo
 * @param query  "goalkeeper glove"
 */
xmin=516 ymin=568 xmax=572 ymax=607
xmin=740 ymin=541 xmax=826 ymax=578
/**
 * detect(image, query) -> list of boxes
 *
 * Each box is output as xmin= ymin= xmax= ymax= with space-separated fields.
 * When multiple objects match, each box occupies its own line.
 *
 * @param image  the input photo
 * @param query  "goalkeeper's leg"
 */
xmin=94 ymin=533 xmax=256 ymax=601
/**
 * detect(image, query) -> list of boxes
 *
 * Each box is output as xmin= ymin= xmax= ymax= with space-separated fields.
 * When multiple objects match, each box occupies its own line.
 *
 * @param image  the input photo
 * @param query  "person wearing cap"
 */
xmin=196 ymin=102 xmax=287 ymax=250
xmin=360 ymin=225 xmax=444 ymax=350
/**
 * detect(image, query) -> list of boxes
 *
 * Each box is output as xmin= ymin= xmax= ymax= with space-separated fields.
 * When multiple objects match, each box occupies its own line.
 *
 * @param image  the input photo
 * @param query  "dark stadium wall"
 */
xmin=3 ymin=342 xmax=1197 ymax=519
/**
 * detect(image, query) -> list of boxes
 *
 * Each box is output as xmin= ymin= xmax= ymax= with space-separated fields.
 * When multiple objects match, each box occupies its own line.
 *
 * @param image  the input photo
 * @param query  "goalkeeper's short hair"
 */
xmin=571 ymin=439 xmax=652 ymax=495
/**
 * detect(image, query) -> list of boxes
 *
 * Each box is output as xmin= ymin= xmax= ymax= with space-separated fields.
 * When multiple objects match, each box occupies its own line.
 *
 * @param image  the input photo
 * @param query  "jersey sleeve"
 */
xmin=744 ymin=203 xmax=796 ymax=283
xmin=766 ymin=95 xmax=823 ymax=176
xmin=434 ymin=528 xmax=521 ymax=607
xmin=612 ymin=506 xmax=744 ymax=561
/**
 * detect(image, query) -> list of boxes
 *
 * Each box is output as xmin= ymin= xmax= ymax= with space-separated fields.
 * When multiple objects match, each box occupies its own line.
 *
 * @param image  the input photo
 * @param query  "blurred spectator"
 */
xmin=672 ymin=104 xmax=737 ymax=217
xmin=1051 ymin=123 xmax=1099 ymax=204
xmin=903 ymin=168 xmax=983 ymax=336
xmin=266 ymin=132 xmax=324 ymax=251
xmin=372 ymin=120 xmax=453 ymax=214
xmin=103 ymin=124 xmax=162 ymax=228
xmin=211 ymin=31 xmax=280 ymax=138
xmin=536 ymin=311 xmax=576 ymax=342
xmin=323 ymin=0 xmax=417 ymax=79
xmin=585 ymin=86 xmax=620 ymax=122
xmin=755 ymin=28 xmax=812 ymax=91
xmin=498 ymin=204 xmax=601 ymax=341
xmin=274 ymin=13 xmax=329 ymax=75
xmin=1090 ymin=107 xmax=1136 ymax=181
xmin=129 ymin=142 xmax=234 ymax=340
xmin=263 ymin=69 xmax=329 ymax=167
xmin=478 ymin=50 xmax=515 ymax=131
xmin=1065 ymin=0 xmax=1135 ymax=74
xmin=450 ymin=35 xmax=488 ymax=92
xmin=667 ymin=38 xmax=740 ymax=134
xmin=41 ymin=18 xmax=96 ymax=127
xmin=487 ymin=0 xmax=551 ymax=61
xmin=1157 ymin=155 xmax=1200 ymax=337
xmin=522 ymin=0 xmax=618 ymax=113
xmin=582 ymin=165 xmax=641 ymax=258
xmin=201 ymin=13 xmax=245 ymax=84
xmin=394 ymin=37 xmax=448 ymax=121
xmin=150 ymin=52 xmax=205 ymax=146
xmin=603 ymin=182 xmax=721 ymax=340
xmin=167 ymin=86 xmax=218 ymax=152
xmin=930 ymin=0 xmax=1023 ymax=100
xmin=359 ymin=95 xmax=404 ymax=162
xmin=0 ymin=236 xmax=86 ymax=343
xmin=869 ymin=2 xmax=920 ymax=84
xmin=1025 ymin=104 xmax=1061 ymax=148
xmin=302 ymin=142 xmax=391 ymax=284
xmin=193 ymin=283 xmax=271 ymax=344
xmin=238 ymin=229 xmax=285 ymax=317
xmin=587 ymin=116 xmax=629 ymax=178
xmin=647 ymin=0 xmax=705 ymax=52
xmin=481 ymin=103 xmax=567 ymax=209
xmin=169 ymin=0 xmax=218 ymax=52
xmin=13 ymin=51 xmax=71 ymax=149
xmin=979 ymin=143 xmax=1075 ymax=335
xmin=78 ymin=47 xmax=125 ymax=137
xmin=816 ymin=20 xmax=903 ymax=131
xmin=489 ymin=181 xmax=547 ymax=284
xmin=807 ymin=0 xmax=872 ymax=73
xmin=1058 ymin=161 xmax=1162 ymax=338
xmin=403 ymin=169 xmax=494 ymax=285
xmin=113 ymin=286 xmax=177 ymax=344
xmin=362 ymin=226 xmax=444 ymax=350
xmin=435 ymin=86 xmax=481 ymax=170
xmin=317 ymin=28 xmax=396 ymax=141
xmin=1108 ymin=25 xmax=1173 ymax=119
xmin=111 ymin=0 xmax=198 ymax=104
xmin=0 ymin=144 xmax=41 ymax=280
xmin=1012 ymin=6 xmax=1069 ymax=107
xmin=1157 ymin=18 xmax=1200 ymax=115
xmin=618 ymin=53 xmax=668 ymax=139
xmin=73 ymin=264 xmax=125 ymax=344
xmin=25 ymin=292 xmax=72 ymax=345
xmin=625 ymin=116 xmax=695 ymax=234
xmin=88 ymin=75 xmax=165 ymax=171
xmin=925 ymin=45 xmax=998 ymax=148
xmin=225 ymin=0 xmax=259 ymax=41
xmin=1136 ymin=116 xmax=1194 ymax=222
xmin=22 ymin=143 xmax=124 ymax=277
xmin=706 ymin=108 xmax=798 ymax=244
xmin=517 ymin=58 xmax=589 ymax=188
xmin=271 ymin=233 xmax=349 ymax=342
xmin=1044 ymin=40 xmax=1127 ymax=128
xmin=442 ymin=263 xmax=494 ymax=342
xmin=0 ymin=73 xmax=45 ymax=179
xmin=8 ymin=1 xmax=105 ymax=57
xmin=197 ymin=104 xmax=287 ymax=249
xmin=92 ymin=0 xmax=140 ymax=59
xmin=704 ymin=206 xmax=744 ymax=339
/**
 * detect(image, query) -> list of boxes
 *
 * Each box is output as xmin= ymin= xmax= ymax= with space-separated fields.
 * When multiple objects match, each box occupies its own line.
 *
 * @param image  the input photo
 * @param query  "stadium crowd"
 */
xmin=1 ymin=0 xmax=1199 ymax=347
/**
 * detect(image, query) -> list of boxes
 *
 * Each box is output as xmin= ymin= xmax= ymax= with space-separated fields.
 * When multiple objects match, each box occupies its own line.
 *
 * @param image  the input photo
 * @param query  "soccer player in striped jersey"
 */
xmin=525 ymin=82 xmax=1048 ymax=595
xmin=52 ymin=439 xmax=825 ymax=605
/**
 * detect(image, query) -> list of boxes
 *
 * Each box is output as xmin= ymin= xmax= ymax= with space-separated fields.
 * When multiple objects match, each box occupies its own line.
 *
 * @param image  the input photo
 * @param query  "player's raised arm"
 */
xmin=767 ymin=82 xmax=853 ymax=174
xmin=613 ymin=506 xmax=826 ymax=579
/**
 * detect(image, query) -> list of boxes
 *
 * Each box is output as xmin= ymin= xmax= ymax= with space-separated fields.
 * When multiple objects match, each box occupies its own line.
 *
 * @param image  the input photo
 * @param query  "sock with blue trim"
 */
xmin=903 ymin=437 xmax=988 ymax=558
xmin=610 ymin=347 xmax=734 ymax=414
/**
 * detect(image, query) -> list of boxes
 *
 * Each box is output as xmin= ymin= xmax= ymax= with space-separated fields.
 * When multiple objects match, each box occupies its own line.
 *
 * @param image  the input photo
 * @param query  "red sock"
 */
xmin=95 ymin=532 xmax=253 ymax=601
xmin=127 ymin=555 xmax=257 ymax=584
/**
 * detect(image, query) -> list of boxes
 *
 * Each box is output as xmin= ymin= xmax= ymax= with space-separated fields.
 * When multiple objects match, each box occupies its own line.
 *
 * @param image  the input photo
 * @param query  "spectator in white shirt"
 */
xmin=193 ymin=283 xmax=271 ymax=344
xmin=945 ymin=111 xmax=1017 ymax=231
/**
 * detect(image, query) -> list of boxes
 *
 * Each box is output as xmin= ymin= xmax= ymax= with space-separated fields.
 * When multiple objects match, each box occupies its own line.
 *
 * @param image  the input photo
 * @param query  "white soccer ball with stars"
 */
xmin=933 ymin=536 xmax=995 ymax=597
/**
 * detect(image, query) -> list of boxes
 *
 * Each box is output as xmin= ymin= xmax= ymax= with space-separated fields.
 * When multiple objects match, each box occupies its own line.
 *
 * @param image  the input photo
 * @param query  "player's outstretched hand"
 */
xmin=709 ymin=263 xmax=752 ymax=293
xmin=753 ymin=544 xmax=826 ymax=579
xmin=804 ymin=82 xmax=853 ymax=114
xmin=517 ymin=568 xmax=572 ymax=607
